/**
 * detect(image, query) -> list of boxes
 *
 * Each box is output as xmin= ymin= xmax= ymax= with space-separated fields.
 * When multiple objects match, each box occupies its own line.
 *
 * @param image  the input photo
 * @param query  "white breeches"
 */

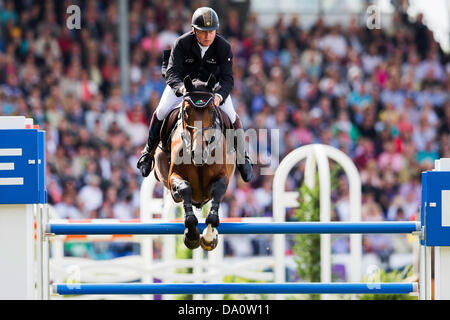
xmin=155 ymin=85 xmax=237 ymax=123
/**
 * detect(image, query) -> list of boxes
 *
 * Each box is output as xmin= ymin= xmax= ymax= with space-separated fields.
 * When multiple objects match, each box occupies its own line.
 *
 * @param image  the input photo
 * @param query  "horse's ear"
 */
xmin=183 ymin=76 xmax=194 ymax=93
xmin=206 ymin=74 xmax=216 ymax=91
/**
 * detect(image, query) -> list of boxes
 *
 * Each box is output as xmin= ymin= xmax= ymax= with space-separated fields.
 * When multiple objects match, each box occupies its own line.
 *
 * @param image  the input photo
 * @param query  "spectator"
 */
xmin=300 ymin=39 xmax=322 ymax=78
xmin=125 ymin=103 xmax=149 ymax=147
xmin=77 ymin=174 xmax=103 ymax=217
xmin=113 ymin=194 xmax=137 ymax=219
xmin=253 ymin=176 xmax=273 ymax=216
xmin=377 ymin=141 xmax=405 ymax=173
xmin=157 ymin=19 xmax=179 ymax=50
xmin=362 ymin=43 xmax=382 ymax=75
xmin=0 ymin=1 xmax=448 ymax=263
xmin=412 ymin=13 xmax=431 ymax=60
xmin=54 ymin=193 xmax=83 ymax=220
xmin=412 ymin=112 xmax=437 ymax=152
xmin=34 ymin=25 xmax=61 ymax=60
xmin=318 ymin=25 xmax=347 ymax=59
xmin=362 ymin=192 xmax=384 ymax=221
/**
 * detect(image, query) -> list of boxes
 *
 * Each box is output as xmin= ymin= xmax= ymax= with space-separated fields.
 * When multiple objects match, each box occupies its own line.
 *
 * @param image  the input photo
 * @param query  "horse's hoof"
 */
xmin=200 ymin=227 xmax=218 ymax=251
xmin=184 ymin=228 xmax=200 ymax=250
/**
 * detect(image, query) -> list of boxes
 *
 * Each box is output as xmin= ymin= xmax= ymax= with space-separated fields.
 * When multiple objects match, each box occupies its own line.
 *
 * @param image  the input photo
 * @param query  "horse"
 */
xmin=153 ymin=74 xmax=235 ymax=250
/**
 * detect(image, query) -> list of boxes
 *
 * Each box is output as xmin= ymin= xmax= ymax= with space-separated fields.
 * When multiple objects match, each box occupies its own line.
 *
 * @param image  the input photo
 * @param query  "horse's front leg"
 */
xmin=170 ymin=174 xmax=200 ymax=250
xmin=201 ymin=177 xmax=228 ymax=251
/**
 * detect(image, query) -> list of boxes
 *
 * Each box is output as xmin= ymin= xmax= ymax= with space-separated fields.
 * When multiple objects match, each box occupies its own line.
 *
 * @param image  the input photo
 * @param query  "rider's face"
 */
xmin=193 ymin=28 xmax=216 ymax=47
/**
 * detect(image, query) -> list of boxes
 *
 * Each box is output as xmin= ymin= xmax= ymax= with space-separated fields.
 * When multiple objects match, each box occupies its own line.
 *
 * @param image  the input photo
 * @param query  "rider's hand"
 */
xmin=214 ymin=94 xmax=222 ymax=106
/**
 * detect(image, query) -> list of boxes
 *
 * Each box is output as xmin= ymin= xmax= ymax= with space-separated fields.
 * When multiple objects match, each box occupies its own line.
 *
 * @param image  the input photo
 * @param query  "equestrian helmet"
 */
xmin=191 ymin=7 xmax=219 ymax=31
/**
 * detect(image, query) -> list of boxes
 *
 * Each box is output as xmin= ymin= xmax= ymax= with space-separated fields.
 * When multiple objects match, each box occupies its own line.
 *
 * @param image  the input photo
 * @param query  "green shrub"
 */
xmin=293 ymin=179 xmax=321 ymax=300
xmin=357 ymin=265 xmax=417 ymax=300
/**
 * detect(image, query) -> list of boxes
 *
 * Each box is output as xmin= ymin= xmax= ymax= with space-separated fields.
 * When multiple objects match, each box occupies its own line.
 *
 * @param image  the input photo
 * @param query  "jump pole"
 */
xmin=47 ymin=221 xmax=421 ymax=235
xmin=53 ymin=282 xmax=417 ymax=295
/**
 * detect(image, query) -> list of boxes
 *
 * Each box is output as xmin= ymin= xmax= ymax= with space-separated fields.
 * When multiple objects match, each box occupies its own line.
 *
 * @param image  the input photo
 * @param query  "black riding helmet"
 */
xmin=191 ymin=7 xmax=219 ymax=31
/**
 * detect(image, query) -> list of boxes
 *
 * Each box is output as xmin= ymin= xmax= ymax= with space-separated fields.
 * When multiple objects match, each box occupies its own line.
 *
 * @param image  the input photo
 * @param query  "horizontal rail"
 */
xmin=52 ymin=282 xmax=418 ymax=295
xmin=47 ymin=221 xmax=421 ymax=235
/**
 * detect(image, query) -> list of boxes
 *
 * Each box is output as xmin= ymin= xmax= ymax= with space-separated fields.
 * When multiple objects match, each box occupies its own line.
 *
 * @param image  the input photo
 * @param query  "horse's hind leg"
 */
xmin=201 ymin=177 xmax=228 ymax=251
xmin=171 ymin=175 xmax=200 ymax=250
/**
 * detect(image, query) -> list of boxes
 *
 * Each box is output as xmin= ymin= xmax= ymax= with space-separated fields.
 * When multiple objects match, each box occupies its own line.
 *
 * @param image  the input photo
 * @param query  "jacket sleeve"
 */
xmin=216 ymin=40 xmax=234 ymax=103
xmin=161 ymin=49 xmax=172 ymax=79
xmin=165 ymin=39 xmax=185 ymax=97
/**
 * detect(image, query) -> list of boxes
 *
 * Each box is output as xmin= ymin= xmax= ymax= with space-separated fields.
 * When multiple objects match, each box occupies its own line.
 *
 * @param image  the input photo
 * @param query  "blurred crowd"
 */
xmin=0 ymin=0 xmax=449 ymax=262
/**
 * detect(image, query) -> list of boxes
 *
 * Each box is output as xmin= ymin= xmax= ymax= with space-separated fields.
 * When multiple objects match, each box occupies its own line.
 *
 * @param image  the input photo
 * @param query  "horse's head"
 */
xmin=181 ymin=75 xmax=222 ymax=166
xmin=182 ymin=74 xmax=216 ymax=112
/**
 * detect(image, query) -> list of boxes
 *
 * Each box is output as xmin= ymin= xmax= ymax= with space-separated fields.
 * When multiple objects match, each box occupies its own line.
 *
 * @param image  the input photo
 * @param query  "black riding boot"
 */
xmin=137 ymin=113 xmax=164 ymax=177
xmin=233 ymin=116 xmax=253 ymax=182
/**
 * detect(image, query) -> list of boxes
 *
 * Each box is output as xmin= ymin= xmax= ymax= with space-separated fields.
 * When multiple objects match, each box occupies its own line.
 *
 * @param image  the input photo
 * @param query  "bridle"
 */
xmin=180 ymin=90 xmax=222 ymax=165
xmin=181 ymin=91 xmax=215 ymax=130
xmin=181 ymin=90 xmax=221 ymax=134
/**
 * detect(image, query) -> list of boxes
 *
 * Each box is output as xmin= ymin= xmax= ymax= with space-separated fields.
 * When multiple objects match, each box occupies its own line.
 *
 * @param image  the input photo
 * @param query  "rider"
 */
xmin=137 ymin=7 xmax=253 ymax=182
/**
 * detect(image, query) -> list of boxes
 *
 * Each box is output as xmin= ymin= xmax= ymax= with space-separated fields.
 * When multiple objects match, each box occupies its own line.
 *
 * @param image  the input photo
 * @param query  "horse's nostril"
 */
xmin=205 ymin=136 xmax=215 ymax=146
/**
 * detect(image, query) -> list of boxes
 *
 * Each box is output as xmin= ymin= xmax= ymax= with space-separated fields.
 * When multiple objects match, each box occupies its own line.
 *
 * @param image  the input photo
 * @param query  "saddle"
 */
xmin=159 ymin=106 xmax=233 ymax=154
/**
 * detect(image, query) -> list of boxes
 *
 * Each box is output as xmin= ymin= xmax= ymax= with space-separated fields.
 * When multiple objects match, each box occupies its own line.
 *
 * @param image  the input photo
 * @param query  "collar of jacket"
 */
xmin=190 ymin=31 xmax=215 ymax=60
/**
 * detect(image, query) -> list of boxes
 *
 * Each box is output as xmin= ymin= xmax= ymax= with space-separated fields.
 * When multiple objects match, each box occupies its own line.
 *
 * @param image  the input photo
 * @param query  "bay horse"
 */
xmin=153 ymin=75 xmax=235 ymax=250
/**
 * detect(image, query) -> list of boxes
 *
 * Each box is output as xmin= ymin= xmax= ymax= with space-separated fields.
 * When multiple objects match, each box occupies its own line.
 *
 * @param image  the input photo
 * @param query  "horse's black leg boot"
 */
xmin=173 ymin=179 xmax=199 ymax=249
xmin=206 ymin=177 xmax=227 ymax=228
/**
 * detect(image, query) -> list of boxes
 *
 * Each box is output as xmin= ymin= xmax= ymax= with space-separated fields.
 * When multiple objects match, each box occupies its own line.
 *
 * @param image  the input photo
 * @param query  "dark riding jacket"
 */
xmin=163 ymin=31 xmax=234 ymax=104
